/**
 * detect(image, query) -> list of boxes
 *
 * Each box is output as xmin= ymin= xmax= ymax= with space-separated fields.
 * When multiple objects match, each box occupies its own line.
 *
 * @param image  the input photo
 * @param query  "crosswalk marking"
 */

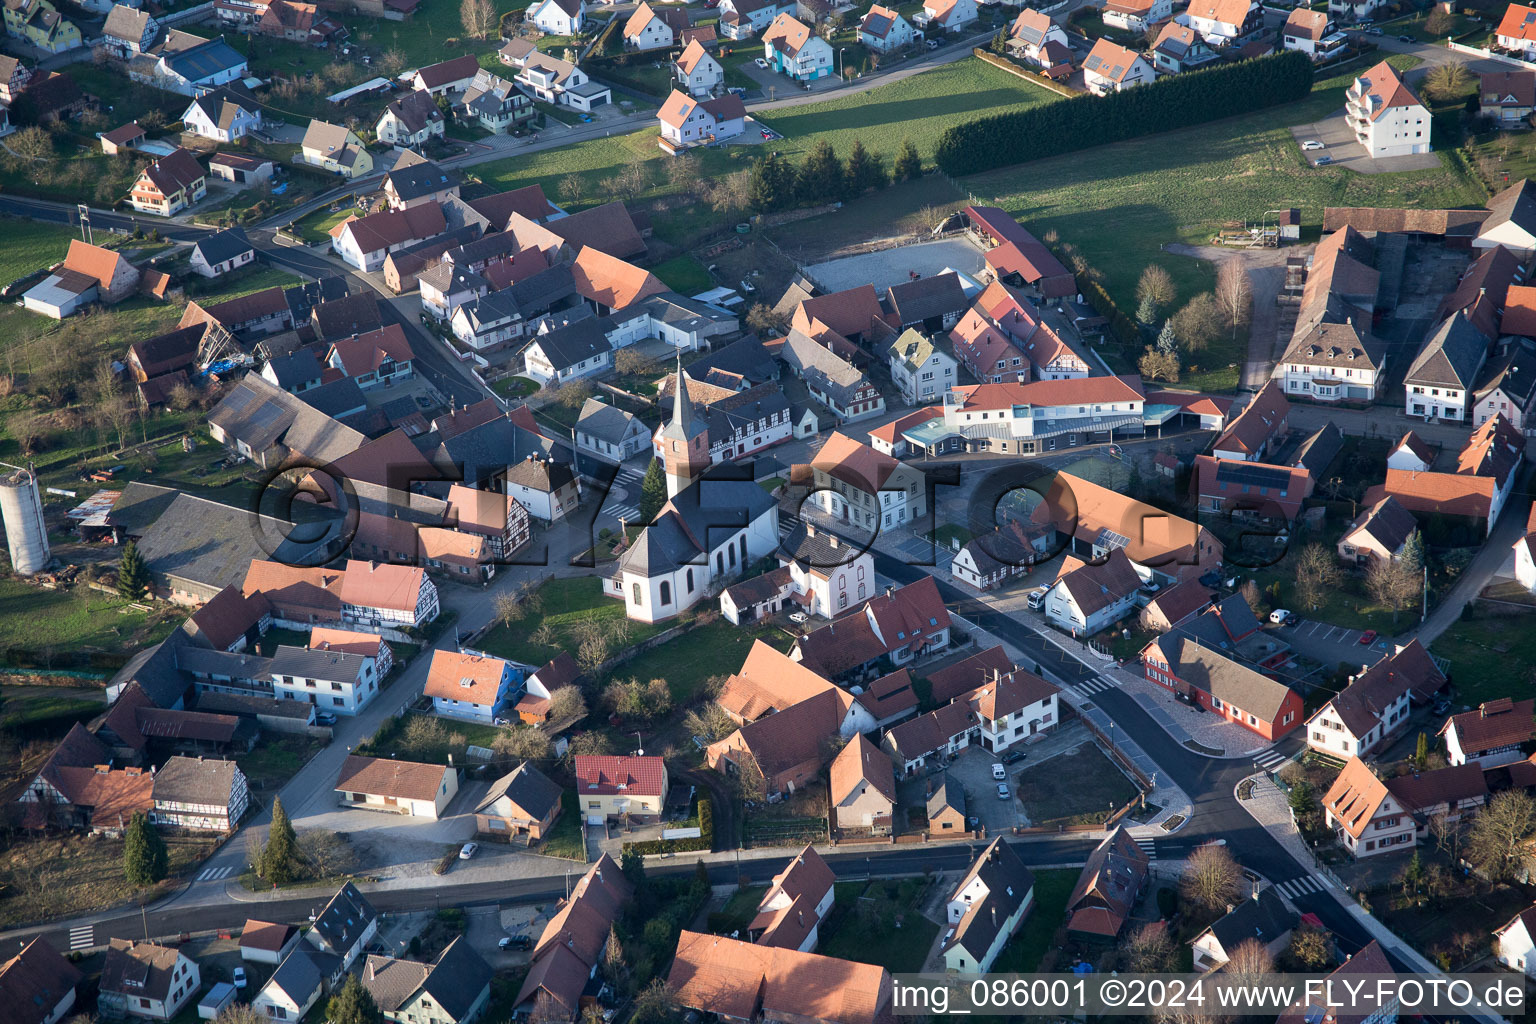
xmin=600 ymin=503 xmax=640 ymax=522
xmin=1134 ymin=838 xmax=1157 ymax=860
xmin=68 ymin=925 xmax=93 ymax=951
xmin=1273 ymin=876 xmax=1324 ymax=899
xmin=1076 ymin=678 xmax=1114 ymax=696
xmin=196 ymin=866 xmax=235 ymax=882
xmin=1253 ymin=750 xmax=1288 ymax=772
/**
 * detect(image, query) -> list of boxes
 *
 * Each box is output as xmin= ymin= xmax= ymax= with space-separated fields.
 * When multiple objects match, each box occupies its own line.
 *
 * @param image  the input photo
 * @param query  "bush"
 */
xmin=624 ymin=797 xmax=714 ymax=855
xmin=934 ymin=52 xmax=1314 ymax=175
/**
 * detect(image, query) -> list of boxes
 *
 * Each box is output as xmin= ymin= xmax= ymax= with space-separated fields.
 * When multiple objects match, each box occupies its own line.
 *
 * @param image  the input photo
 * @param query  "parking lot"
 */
xmin=1282 ymin=619 xmax=1392 ymax=671
xmin=939 ymin=746 xmax=1026 ymax=833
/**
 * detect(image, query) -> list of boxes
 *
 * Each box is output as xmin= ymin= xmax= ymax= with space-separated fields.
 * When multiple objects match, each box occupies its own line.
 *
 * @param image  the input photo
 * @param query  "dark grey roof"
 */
xmin=575 ymin=397 xmax=640 ymax=446
xmin=164 ymin=36 xmax=245 ymax=82
xmin=151 ymin=755 xmax=240 ymax=807
xmin=1287 ymin=421 xmax=1343 ymax=474
xmin=1160 ymin=637 xmax=1294 ymax=722
xmin=703 ymin=381 xmax=788 ymax=441
xmin=268 ymin=644 xmax=371 ymax=683
xmin=886 ymin=272 xmax=966 ymax=326
xmin=926 ymin=773 xmax=964 ymax=818
xmin=193 ymin=227 xmax=253 ymax=267
xmin=1406 ymin=310 xmax=1491 ymax=390
xmin=1347 ymin=496 xmax=1417 ymax=557
xmin=504 ymin=455 xmax=576 ymax=493
xmin=1206 ymin=889 xmax=1296 ymax=955
xmin=429 ymin=415 xmax=560 ymax=489
xmin=617 ymin=514 xmax=694 ymax=574
xmin=194 ymin=690 xmax=314 ymax=720
xmin=386 ymin=159 xmax=460 ymax=203
xmin=264 ymin=347 xmax=323 ymax=389
xmin=1476 ymin=339 xmax=1536 ymax=407
xmin=528 ymin=318 xmax=612 ymax=372
xmin=311 ymin=882 xmax=378 ymax=955
xmin=476 ymin=761 xmax=563 ymax=820
xmin=947 ymin=838 xmax=1035 ymax=963
xmin=301 ymin=377 xmax=368 ymax=420
xmin=777 ymin=521 xmax=866 ymax=572
xmin=1482 ymin=178 xmax=1536 ymax=239
xmin=457 ymin=291 xmax=523 ymax=333
xmin=109 ymin=481 xmax=180 ymax=537
xmin=683 ymin=334 xmax=779 ymax=385
xmin=421 ymin=937 xmax=492 ymax=1020
xmin=284 ymin=276 xmax=349 ymax=323
xmin=132 ymin=490 xmax=318 ymax=594
xmin=268 ymin=947 xmax=324 ymax=1003
xmin=207 ymin=373 xmax=365 ymax=462
xmin=107 ymin=628 xmax=196 ymax=708
xmin=509 ymin=263 xmax=577 ymax=315
xmin=638 ymin=291 xmax=731 ymax=332
xmin=781 ymin=330 xmax=871 ymax=406
xmin=312 ymin=291 xmax=383 ymax=341
xmin=176 ymin=647 xmax=273 ymax=681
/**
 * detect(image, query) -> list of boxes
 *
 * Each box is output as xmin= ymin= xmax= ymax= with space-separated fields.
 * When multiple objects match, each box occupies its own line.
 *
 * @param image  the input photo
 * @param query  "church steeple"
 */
xmin=660 ymin=356 xmax=708 ymax=497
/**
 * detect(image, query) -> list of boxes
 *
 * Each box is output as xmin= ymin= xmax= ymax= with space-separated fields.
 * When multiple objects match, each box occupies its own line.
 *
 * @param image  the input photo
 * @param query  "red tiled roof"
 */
xmin=1441 ymin=698 xmax=1536 ymax=755
xmin=335 ymin=754 xmax=450 ymax=801
xmin=573 ymin=755 xmax=666 ymax=797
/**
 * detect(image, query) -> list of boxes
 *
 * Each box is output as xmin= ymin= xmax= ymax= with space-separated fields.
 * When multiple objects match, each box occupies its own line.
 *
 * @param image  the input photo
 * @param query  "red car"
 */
xmin=1358 ymin=630 xmax=1377 ymax=646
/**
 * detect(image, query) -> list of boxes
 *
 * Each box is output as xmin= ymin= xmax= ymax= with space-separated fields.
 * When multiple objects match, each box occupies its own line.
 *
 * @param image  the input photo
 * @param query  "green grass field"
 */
xmin=0 ymin=690 xmax=103 ymax=733
xmin=990 ymin=868 xmax=1079 ymax=974
xmin=818 ymin=878 xmax=940 ymax=974
xmin=0 ymin=218 xmax=85 ymax=289
xmin=1014 ymin=745 xmax=1139 ymax=827
xmin=1430 ymin=615 xmax=1536 ymax=708
xmin=963 ymin=54 xmax=1483 ymax=388
xmin=600 ymin=618 xmax=792 ymax=702
xmin=652 ymin=255 xmax=713 ymax=294
xmin=475 ymin=576 xmax=668 ymax=667
xmin=0 ymin=580 xmax=177 ymax=657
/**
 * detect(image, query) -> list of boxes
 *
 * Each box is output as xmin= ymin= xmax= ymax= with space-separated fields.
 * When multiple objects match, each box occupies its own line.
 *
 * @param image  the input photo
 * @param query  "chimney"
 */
xmin=805 ymin=522 xmax=814 ymax=537
xmin=368 ymin=961 xmax=375 ymax=980
xmin=828 ymin=534 xmax=837 ymax=548
xmin=885 ymin=585 xmax=894 ymax=598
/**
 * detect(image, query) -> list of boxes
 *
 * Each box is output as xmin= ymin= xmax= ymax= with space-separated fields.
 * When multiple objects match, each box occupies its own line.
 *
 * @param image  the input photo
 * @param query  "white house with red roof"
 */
xmin=762 ymin=12 xmax=833 ymax=79
xmin=1498 ymin=3 xmax=1536 ymax=60
xmin=1082 ymin=38 xmax=1153 ymax=95
xmin=657 ymin=90 xmax=745 ymax=150
xmin=573 ymin=755 xmax=667 ymax=822
xmin=325 ymin=324 xmax=414 ymax=390
xmin=750 ymin=845 xmax=835 ymax=951
xmin=802 ymin=431 xmax=927 ymax=532
xmin=858 ymin=4 xmax=915 ymax=52
xmin=1346 ymin=60 xmax=1430 ymax=158
xmin=918 ymin=375 xmax=1146 ymax=457
xmin=1178 ymin=0 xmax=1261 ymax=46
xmin=339 ymin=560 xmax=439 ymax=629
xmin=1103 ymin=0 xmax=1169 ymax=34
xmin=673 ymin=38 xmax=722 ymax=95
xmin=915 ymin=0 xmax=976 ymax=33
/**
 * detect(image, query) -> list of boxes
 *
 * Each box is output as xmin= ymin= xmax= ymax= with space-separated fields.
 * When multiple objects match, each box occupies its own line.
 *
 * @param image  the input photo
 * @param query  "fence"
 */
xmin=970 ymin=48 xmax=1081 ymax=98
xmin=1080 ymin=714 xmax=1153 ymax=790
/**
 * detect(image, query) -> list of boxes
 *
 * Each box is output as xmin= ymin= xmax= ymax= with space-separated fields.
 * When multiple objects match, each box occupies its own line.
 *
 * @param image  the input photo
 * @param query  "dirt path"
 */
xmin=1166 ymin=243 xmax=1296 ymax=392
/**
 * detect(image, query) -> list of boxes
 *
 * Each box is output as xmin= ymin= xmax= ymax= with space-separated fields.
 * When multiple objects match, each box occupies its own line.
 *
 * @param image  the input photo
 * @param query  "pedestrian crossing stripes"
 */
xmin=1253 ymin=750 xmax=1288 ymax=772
xmin=1134 ymin=838 xmax=1157 ymax=860
xmin=1272 ymin=876 xmax=1325 ymax=899
xmin=600 ymin=503 xmax=640 ymax=523
xmin=196 ymin=866 xmax=236 ymax=882
xmin=1076 ymin=678 xmax=1115 ymax=696
xmin=68 ymin=925 xmax=93 ymax=951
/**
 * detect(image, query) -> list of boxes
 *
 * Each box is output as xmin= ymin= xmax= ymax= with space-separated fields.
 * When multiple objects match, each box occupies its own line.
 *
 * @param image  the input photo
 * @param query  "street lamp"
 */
xmin=839 ymin=47 xmax=847 ymax=80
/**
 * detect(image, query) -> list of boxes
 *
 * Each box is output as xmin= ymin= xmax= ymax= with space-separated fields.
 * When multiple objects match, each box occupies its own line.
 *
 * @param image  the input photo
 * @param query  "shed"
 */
xmin=198 ymin=982 xmax=237 ymax=1019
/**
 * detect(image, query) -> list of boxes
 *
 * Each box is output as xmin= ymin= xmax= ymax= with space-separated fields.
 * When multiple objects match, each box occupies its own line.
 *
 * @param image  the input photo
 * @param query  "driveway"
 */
xmin=1284 ymin=619 xmax=1390 ymax=670
xmin=942 ymin=746 xmax=1022 ymax=832
xmin=1286 ymin=115 xmax=1440 ymax=174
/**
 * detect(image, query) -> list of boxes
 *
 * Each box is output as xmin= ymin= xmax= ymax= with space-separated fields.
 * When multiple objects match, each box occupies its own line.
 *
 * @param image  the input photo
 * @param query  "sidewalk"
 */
xmin=945 ymin=607 xmax=1195 ymax=840
xmin=1236 ymin=774 xmax=1510 ymax=1024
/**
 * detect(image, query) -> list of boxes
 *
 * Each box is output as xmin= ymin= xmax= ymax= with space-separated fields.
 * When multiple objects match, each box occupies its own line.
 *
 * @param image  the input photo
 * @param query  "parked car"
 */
xmin=1358 ymin=630 xmax=1377 ymax=646
xmin=1003 ymin=750 xmax=1026 ymax=765
xmin=1199 ymin=570 xmax=1223 ymax=588
xmin=966 ymin=815 xmax=980 ymax=829
xmin=1313 ymin=155 xmax=1333 ymax=166
xmin=760 ymin=127 xmax=773 ymax=139
xmin=991 ymin=763 xmax=1006 ymax=780
xmin=1365 ymin=26 xmax=1383 ymax=34
xmin=459 ymin=842 xmax=479 ymax=860
xmin=1026 ymin=587 xmax=1047 ymax=611
xmin=232 ymin=967 xmax=247 ymax=990
xmin=1432 ymin=697 xmax=1452 ymax=716
xmin=926 ymin=38 xmax=940 ymax=49
xmin=1397 ymin=33 xmax=1414 ymax=42
xmin=754 ymin=57 xmax=768 ymax=68
xmin=1268 ymin=608 xmax=1292 ymax=625
xmin=996 ymin=783 xmax=1010 ymax=800
xmin=1301 ymin=140 xmax=1324 ymax=151
xmin=315 ymin=711 xmax=338 ymax=726
xmin=499 ymin=935 xmax=532 ymax=950
xmin=788 ymin=611 xmax=807 ymax=623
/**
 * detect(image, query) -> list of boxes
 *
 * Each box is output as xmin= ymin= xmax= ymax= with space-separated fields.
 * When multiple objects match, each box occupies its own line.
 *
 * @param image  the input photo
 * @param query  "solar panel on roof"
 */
xmin=1214 ymin=462 xmax=1293 ymax=489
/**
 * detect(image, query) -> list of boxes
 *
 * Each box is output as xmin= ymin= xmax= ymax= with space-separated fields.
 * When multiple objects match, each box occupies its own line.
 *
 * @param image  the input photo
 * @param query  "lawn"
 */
xmin=0 ymin=832 xmax=215 ymax=927
xmin=470 ymin=57 xmax=1064 ymax=251
xmin=288 ymin=203 xmax=363 ymax=244
xmin=236 ymin=734 xmax=324 ymax=796
xmin=765 ymin=174 xmax=966 ymax=256
xmin=358 ymin=711 xmax=511 ymax=765
xmin=600 ymin=618 xmax=794 ymax=702
xmin=817 ymin=877 xmax=940 ymax=974
xmin=0 ymin=217 xmax=88 ymax=289
xmin=476 ymin=576 xmax=670 ymax=667
xmin=711 ymin=884 xmax=768 ymax=934
xmin=1014 ymin=745 xmax=1139 ymax=827
xmin=0 ymin=579 xmax=178 ymax=662
xmin=541 ymin=790 xmax=586 ymax=860
xmin=963 ymin=54 xmax=1484 ymax=390
xmin=0 ymin=689 xmax=103 ymax=734
xmin=652 ymin=255 xmax=714 ymax=295
xmin=990 ymin=868 xmax=1079 ymax=974
xmin=1429 ymin=614 xmax=1536 ymax=708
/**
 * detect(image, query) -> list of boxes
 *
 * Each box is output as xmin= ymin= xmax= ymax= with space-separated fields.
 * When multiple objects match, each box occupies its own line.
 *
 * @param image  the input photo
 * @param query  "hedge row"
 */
xmin=623 ymin=796 xmax=714 ymax=855
xmin=933 ymin=51 xmax=1314 ymax=176
xmin=1078 ymin=276 xmax=1138 ymax=348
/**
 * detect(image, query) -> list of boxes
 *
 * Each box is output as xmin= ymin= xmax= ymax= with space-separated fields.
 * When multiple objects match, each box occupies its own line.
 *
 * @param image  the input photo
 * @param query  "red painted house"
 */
xmin=1142 ymin=634 xmax=1303 ymax=741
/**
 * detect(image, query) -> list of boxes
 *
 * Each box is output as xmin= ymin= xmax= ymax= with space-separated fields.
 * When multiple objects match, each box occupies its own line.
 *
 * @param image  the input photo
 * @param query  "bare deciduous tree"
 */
xmin=1467 ymin=789 xmax=1536 ymax=880
xmin=460 ymin=0 xmax=495 ymax=39
xmin=1180 ymin=842 xmax=1243 ymax=915
xmin=492 ymin=727 xmax=552 ymax=760
xmin=547 ymin=685 xmax=587 ymax=722
xmin=1121 ymin=922 xmax=1176 ymax=973
xmin=1224 ymin=937 xmax=1274 ymax=981
xmin=1136 ymin=264 xmax=1176 ymax=313
xmin=1365 ymin=556 xmax=1419 ymax=620
xmin=1214 ymin=259 xmax=1252 ymax=339
xmin=682 ymin=702 xmax=735 ymax=742
xmin=1293 ymin=543 xmax=1340 ymax=611
xmin=1170 ymin=292 xmax=1223 ymax=352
